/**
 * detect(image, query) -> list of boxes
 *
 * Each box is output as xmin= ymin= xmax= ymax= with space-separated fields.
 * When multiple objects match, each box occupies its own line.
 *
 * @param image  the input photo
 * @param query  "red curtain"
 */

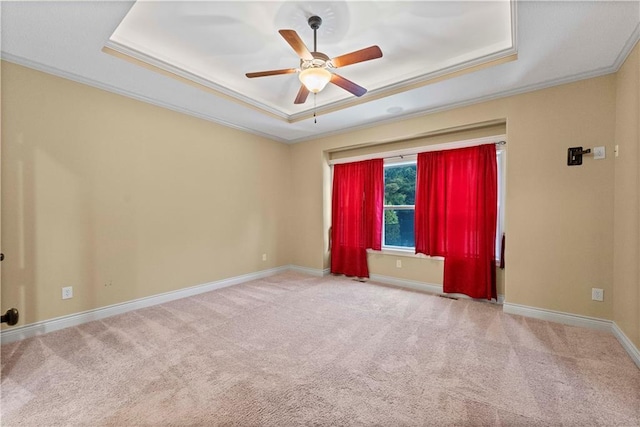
xmin=331 ymin=159 xmax=383 ymax=278
xmin=415 ymin=144 xmax=498 ymax=299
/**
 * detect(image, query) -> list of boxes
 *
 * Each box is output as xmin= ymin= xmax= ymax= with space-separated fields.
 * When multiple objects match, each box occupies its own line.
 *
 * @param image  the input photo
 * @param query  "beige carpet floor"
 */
xmin=1 ymin=271 xmax=639 ymax=426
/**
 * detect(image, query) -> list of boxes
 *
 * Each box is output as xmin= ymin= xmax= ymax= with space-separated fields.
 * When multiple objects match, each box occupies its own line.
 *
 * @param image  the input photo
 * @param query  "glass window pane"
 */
xmin=384 ymin=164 xmax=416 ymax=205
xmin=384 ymin=209 xmax=415 ymax=248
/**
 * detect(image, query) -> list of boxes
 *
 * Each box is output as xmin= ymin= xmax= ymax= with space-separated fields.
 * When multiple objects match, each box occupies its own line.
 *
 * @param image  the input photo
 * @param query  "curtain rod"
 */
xmin=389 ymin=140 xmax=506 ymax=161
xmin=385 ymin=141 xmax=506 ymax=162
xmin=329 ymin=137 xmax=507 ymax=166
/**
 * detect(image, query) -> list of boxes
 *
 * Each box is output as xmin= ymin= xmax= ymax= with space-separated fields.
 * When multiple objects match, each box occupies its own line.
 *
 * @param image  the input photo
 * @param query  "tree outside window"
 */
xmin=383 ymin=163 xmax=416 ymax=248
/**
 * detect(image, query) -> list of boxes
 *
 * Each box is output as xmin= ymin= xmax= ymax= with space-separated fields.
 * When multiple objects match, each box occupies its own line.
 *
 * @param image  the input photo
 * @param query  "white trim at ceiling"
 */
xmin=103 ymin=40 xmax=518 ymax=124
xmin=613 ymin=20 xmax=640 ymax=70
xmin=288 ymin=47 xmax=518 ymax=123
xmin=0 ymin=52 xmax=290 ymax=144
xmin=289 ymin=21 xmax=640 ymax=145
xmin=102 ymin=0 xmax=520 ymax=123
xmin=2 ymin=20 xmax=638 ymax=145
xmin=103 ymin=40 xmax=290 ymax=121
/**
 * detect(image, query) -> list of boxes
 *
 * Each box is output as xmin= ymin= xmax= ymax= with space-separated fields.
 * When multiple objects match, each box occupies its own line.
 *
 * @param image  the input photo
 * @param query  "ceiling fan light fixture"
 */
xmin=299 ymin=67 xmax=331 ymax=93
xmin=246 ymin=15 xmax=382 ymax=104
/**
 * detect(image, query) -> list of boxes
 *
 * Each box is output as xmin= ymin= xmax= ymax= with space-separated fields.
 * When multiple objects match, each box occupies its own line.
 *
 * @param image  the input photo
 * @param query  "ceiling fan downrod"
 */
xmin=308 ymin=15 xmax=322 ymax=52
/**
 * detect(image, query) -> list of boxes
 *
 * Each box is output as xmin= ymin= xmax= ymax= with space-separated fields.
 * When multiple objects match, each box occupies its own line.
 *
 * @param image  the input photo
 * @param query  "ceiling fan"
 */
xmin=246 ymin=15 xmax=383 ymax=104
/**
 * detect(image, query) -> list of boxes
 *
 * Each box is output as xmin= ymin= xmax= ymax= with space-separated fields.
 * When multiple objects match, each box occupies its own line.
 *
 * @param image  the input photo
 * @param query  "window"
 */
xmin=383 ymin=160 xmax=416 ymax=249
xmin=329 ymin=136 xmax=506 ymax=259
xmin=381 ymin=149 xmax=505 ymax=258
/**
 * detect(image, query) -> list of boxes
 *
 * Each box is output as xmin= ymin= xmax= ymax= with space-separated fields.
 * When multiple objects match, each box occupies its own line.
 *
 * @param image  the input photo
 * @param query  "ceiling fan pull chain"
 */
xmin=314 ymin=93 xmax=317 ymax=124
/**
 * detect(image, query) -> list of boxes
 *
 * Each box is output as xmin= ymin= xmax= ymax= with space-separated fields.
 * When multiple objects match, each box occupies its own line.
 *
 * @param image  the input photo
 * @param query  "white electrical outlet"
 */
xmin=396 ymin=259 xmax=402 ymax=268
xmin=591 ymin=288 xmax=604 ymax=302
xmin=262 ymin=253 xmax=267 ymax=261
xmin=593 ymin=146 xmax=605 ymax=160
xmin=62 ymin=286 xmax=73 ymax=300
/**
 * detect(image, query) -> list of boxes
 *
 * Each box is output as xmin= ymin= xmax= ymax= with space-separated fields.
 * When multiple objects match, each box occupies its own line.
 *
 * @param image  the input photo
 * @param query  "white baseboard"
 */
xmin=370 ymin=274 xmax=442 ymax=294
xmin=288 ymin=265 xmax=330 ymax=277
xmin=4 ymin=266 xmax=638 ymax=370
xmin=503 ymin=302 xmax=640 ymax=369
xmin=370 ymin=273 xmax=505 ymax=304
xmin=0 ymin=266 xmax=482 ymax=344
xmin=502 ymin=302 xmax=612 ymax=331
xmin=0 ymin=266 xmax=289 ymax=345
xmin=612 ymin=322 xmax=640 ymax=369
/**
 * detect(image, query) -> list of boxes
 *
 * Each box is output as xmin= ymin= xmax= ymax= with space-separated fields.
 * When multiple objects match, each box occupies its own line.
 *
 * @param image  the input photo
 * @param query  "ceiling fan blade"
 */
xmin=331 ymin=46 xmax=383 ymax=68
xmin=246 ymin=68 xmax=297 ymax=78
xmin=279 ymin=30 xmax=314 ymax=61
xmin=294 ymin=85 xmax=310 ymax=104
xmin=330 ymin=74 xmax=367 ymax=97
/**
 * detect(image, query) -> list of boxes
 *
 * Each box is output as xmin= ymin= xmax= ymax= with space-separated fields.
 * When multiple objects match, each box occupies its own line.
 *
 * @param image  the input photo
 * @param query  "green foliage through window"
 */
xmin=384 ymin=164 xmax=416 ymax=205
xmin=384 ymin=164 xmax=416 ymax=248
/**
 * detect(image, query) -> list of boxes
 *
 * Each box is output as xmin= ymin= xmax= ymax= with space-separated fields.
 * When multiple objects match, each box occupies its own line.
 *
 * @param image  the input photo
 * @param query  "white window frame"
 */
xmin=382 ymin=157 xmax=417 ymax=250
xmin=495 ymin=150 xmax=506 ymax=261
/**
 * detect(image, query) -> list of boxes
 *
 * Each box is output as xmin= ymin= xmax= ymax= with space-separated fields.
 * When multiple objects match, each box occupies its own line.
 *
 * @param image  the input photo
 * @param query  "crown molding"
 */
xmin=289 ymin=50 xmax=518 ymax=123
xmin=613 ymin=21 xmax=640 ymax=71
xmin=3 ymin=18 xmax=638 ymax=146
xmin=102 ymin=41 xmax=289 ymax=121
xmin=105 ymin=38 xmax=518 ymax=125
xmin=0 ymin=52 xmax=289 ymax=143
xmin=287 ymin=57 xmax=631 ymax=144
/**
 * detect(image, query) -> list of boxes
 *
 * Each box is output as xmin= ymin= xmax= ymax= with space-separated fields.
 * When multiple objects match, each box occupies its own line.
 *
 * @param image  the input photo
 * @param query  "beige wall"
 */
xmin=291 ymin=75 xmax=616 ymax=319
xmin=1 ymin=51 xmax=634 ymax=334
xmin=1 ymin=61 xmax=291 ymax=326
xmin=613 ymin=44 xmax=640 ymax=349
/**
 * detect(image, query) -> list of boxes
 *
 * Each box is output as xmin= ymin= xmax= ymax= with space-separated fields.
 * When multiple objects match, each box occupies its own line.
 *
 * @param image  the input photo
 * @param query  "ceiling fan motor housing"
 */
xmin=300 ymin=52 xmax=331 ymax=71
xmin=308 ymin=16 xmax=322 ymax=30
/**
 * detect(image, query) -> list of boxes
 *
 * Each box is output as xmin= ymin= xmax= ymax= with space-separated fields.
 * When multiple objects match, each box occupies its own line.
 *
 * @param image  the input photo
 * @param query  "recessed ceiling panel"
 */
xmin=106 ymin=1 xmax=514 ymax=119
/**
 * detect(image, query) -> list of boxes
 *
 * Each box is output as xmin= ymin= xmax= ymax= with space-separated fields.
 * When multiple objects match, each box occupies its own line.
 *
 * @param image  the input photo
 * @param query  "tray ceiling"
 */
xmin=1 ymin=1 xmax=639 ymax=143
xmin=104 ymin=1 xmax=514 ymax=120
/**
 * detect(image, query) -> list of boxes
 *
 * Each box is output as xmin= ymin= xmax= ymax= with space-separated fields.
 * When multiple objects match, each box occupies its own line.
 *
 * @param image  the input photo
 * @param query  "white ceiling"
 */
xmin=106 ymin=1 xmax=513 ymax=118
xmin=1 ymin=1 xmax=639 ymax=144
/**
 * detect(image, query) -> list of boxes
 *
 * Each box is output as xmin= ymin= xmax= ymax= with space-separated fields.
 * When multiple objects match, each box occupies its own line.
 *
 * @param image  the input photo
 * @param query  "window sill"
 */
xmin=368 ymin=248 xmax=503 ymax=267
xmin=368 ymin=248 xmax=444 ymax=261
